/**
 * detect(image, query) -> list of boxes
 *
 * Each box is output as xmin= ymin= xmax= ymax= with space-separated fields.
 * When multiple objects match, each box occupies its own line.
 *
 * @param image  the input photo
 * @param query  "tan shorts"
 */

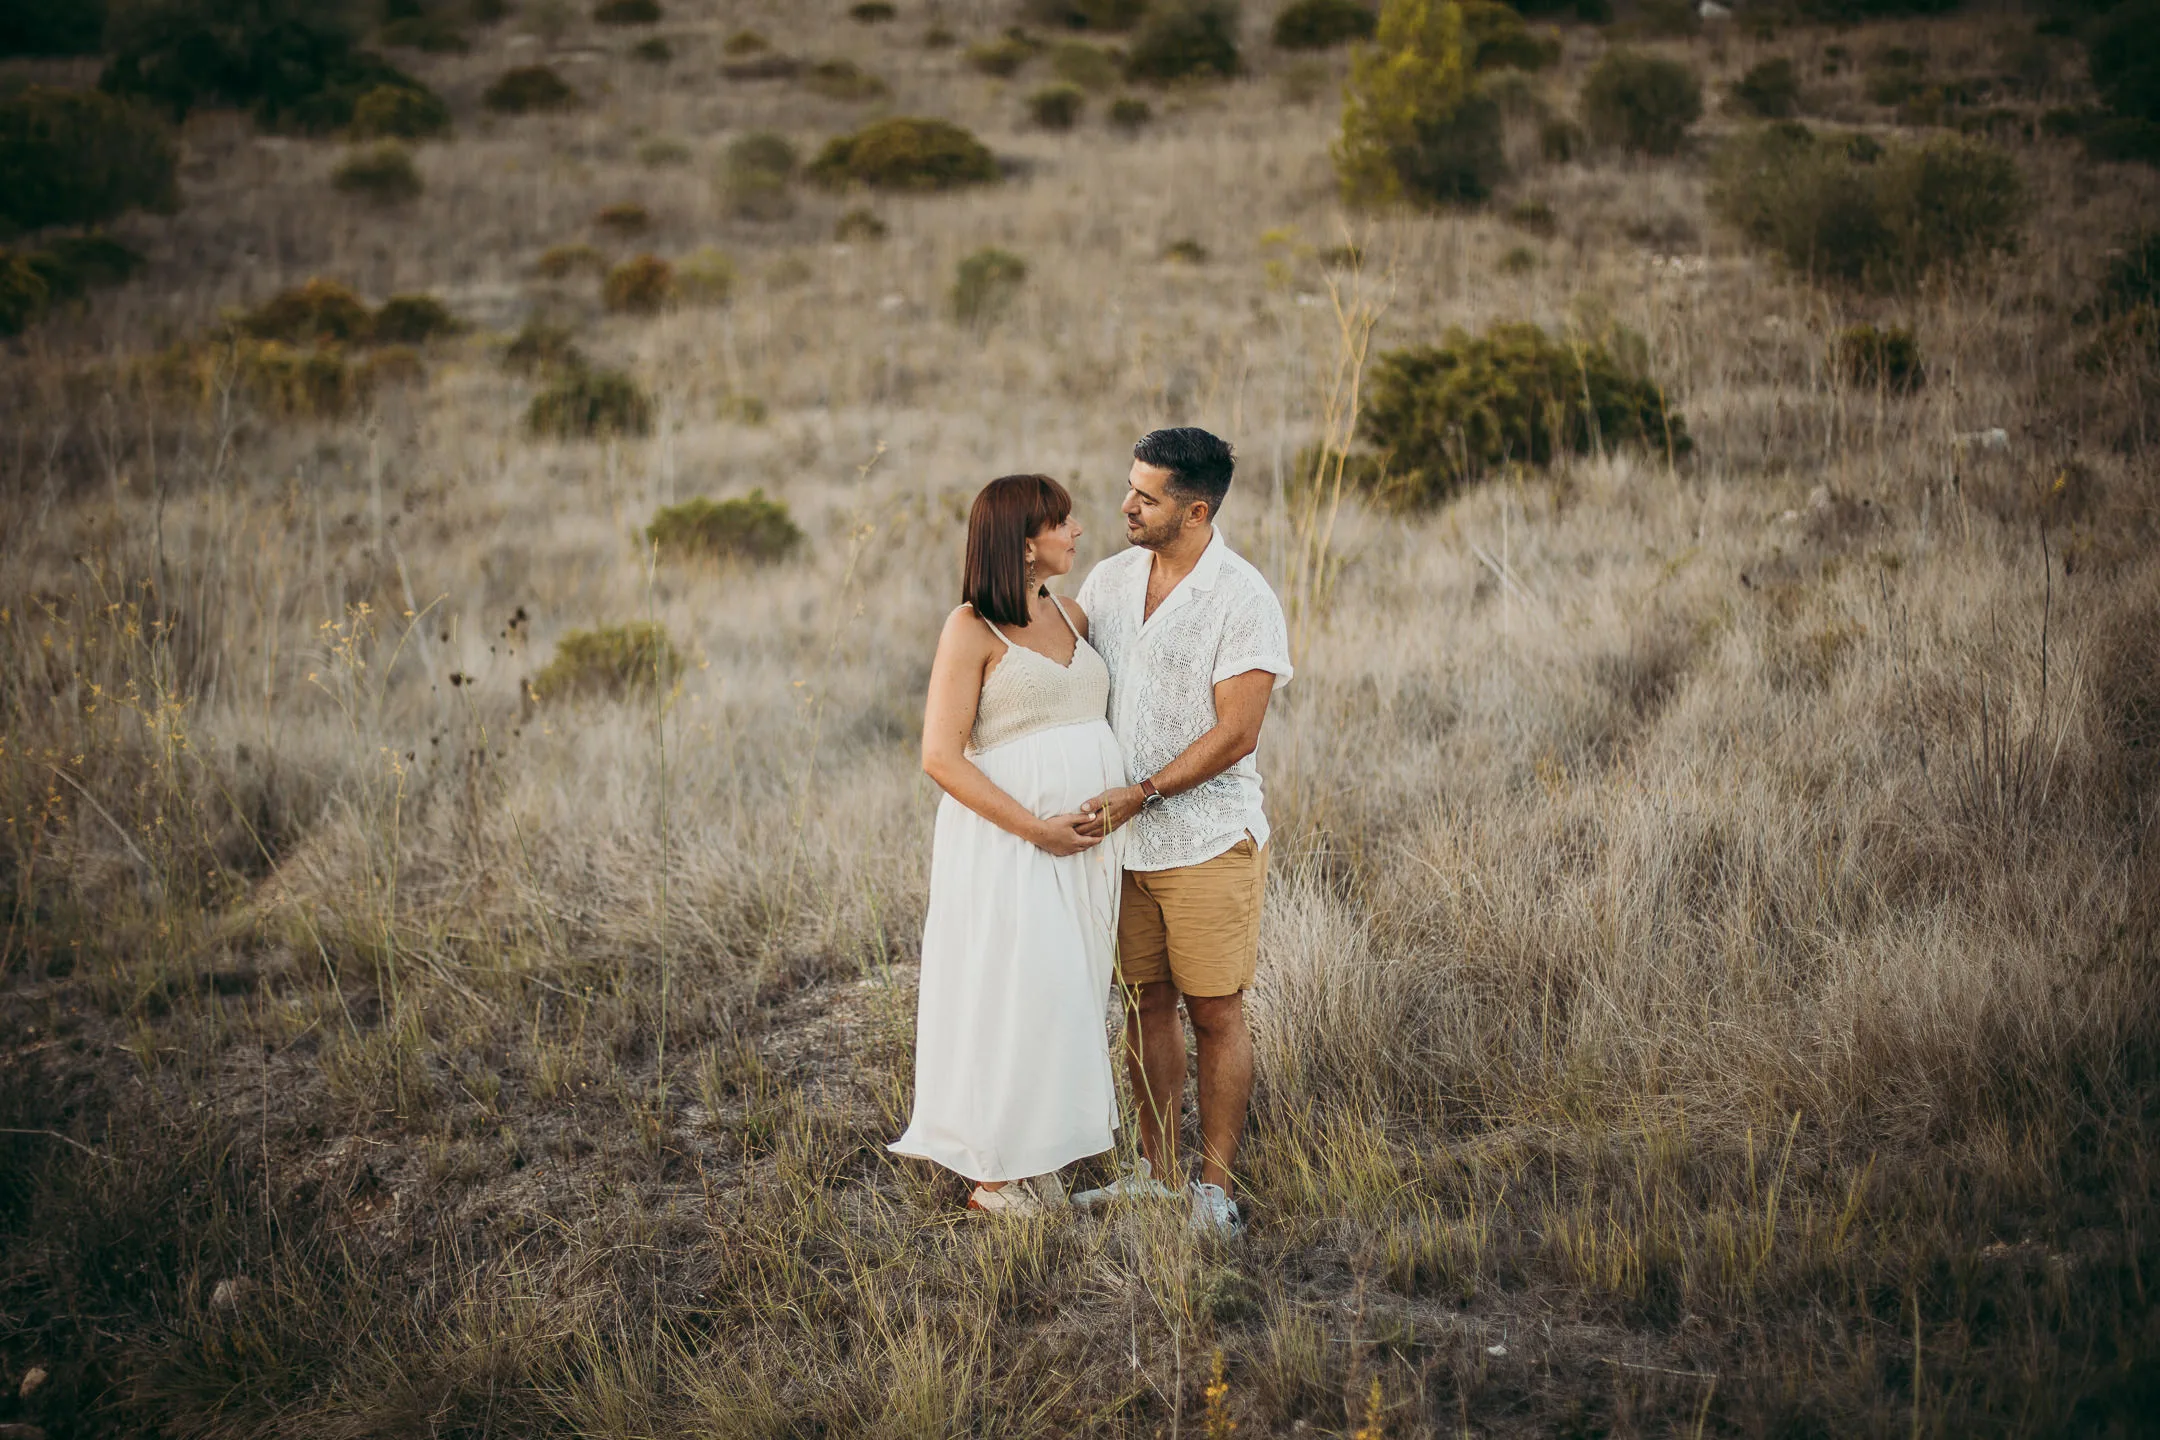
xmin=1115 ymin=837 xmax=1269 ymax=998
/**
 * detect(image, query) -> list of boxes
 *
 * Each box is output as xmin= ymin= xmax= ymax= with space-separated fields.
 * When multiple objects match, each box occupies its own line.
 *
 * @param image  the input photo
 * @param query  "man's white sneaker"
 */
xmin=1071 ymin=1157 xmax=1180 ymax=1208
xmin=1187 ymin=1181 xmax=1244 ymax=1239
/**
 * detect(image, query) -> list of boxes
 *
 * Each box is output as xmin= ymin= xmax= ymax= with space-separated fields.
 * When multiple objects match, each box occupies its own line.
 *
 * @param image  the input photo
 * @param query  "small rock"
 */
xmin=1486 ymin=1342 xmax=1508 ymax=1357
xmin=210 ymin=1277 xmax=254 ymax=1309
xmin=17 ymin=1367 xmax=46 ymax=1400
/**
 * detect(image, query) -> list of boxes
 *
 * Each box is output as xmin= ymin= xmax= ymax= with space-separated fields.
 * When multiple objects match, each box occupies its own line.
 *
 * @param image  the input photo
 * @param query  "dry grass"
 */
xmin=3 ymin=2 xmax=2159 ymax=1436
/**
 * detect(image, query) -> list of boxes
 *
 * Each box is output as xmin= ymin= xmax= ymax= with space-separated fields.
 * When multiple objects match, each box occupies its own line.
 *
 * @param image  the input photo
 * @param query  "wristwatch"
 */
xmin=1137 ymin=775 xmax=1165 ymax=808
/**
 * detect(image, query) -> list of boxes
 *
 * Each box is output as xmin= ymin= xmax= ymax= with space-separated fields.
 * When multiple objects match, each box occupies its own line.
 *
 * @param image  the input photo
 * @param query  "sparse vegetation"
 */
xmin=332 ymin=141 xmax=424 ymax=204
xmin=503 ymin=316 xmax=584 ymax=373
xmin=595 ymin=202 xmax=651 ymax=234
xmin=1349 ymin=321 xmax=1690 ymax=506
xmin=1271 ymin=0 xmax=1375 ymax=51
xmin=1580 ymin=48 xmax=1703 ymax=155
xmin=0 ymin=87 xmax=180 ymax=234
xmin=536 ymin=242 xmax=607 ymax=278
xmin=723 ymin=28 xmax=769 ymax=54
xmin=951 ymin=246 xmax=1028 ymax=324
xmin=1049 ymin=39 xmax=1123 ymax=90
xmin=647 ymin=491 xmax=805 ymax=563
xmin=1125 ymin=0 xmax=1242 ymax=82
xmin=533 ymin=621 xmax=682 ymax=698
xmin=834 ymin=206 xmax=889 ymax=241
xmin=848 ymin=1 xmax=898 ymax=20
xmin=593 ymin=0 xmax=661 ymax=22
xmin=371 ymin=293 xmax=465 ymax=344
xmin=1028 ymin=82 xmax=1087 ymax=129
xmin=807 ymin=116 xmax=999 ymax=191
xmin=0 ymin=234 xmax=145 ymax=333
xmin=965 ymin=31 xmax=1040 ymax=77
xmin=349 ymin=82 xmax=453 ymax=139
xmin=235 ymin=277 xmax=376 ymax=345
xmin=1109 ymin=94 xmax=1154 ymax=129
xmin=602 ymin=254 xmax=675 ymax=313
xmin=631 ymin=35 xmax=673 ymax=62
xmin=722 ymin=131 xmax=798 ymax=220
xmin=675 ymin=246 xmax=735 ymax=305
xmin=1459 ymin=0 xmax=1558 ymax=73
xmin=1710 ymin=123 xmax=2026 ymax=289
xmin=801 ymin=59 xmax=890 ymax=102
xmin=1831 ymin=322 xmax=1924 ymax=391
xmin=1023 ymin=0 xmax=1150 ymax=28
xmin=526 ymin=365 xmax=654 ymax=436
xmin=483 ymin=64 xmax=579 ymax=114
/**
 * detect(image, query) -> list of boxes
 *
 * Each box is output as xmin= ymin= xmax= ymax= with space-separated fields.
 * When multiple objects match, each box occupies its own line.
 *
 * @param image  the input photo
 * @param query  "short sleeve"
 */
xmin=1075 ymin=557 xmax=1107 ymax=619
xmin=1213 ymin=575 xmax=1293 ymax=690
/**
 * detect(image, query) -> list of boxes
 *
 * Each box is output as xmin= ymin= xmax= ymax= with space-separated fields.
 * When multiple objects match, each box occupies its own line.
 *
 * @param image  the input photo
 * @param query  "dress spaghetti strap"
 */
xmin=962 ymin=603 xmax=1013 ymax=648
xmin=1048 ymin=595 xmax=1083 ymax=643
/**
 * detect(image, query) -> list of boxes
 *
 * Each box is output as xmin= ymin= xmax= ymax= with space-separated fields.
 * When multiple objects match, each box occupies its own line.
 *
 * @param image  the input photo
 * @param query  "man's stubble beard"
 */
xmin=1125 ymin=516 xmax=1182 ymax=551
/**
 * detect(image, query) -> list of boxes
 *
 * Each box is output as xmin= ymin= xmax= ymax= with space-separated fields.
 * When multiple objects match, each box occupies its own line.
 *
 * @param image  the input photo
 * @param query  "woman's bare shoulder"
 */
xmin=1055 ymin=595 xmax=1090 ymax=639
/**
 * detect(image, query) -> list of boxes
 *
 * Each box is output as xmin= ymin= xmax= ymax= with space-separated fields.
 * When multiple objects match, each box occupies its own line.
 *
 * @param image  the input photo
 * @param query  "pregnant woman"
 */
xmin=890 ymin=473 xmax=1126 ymax=1215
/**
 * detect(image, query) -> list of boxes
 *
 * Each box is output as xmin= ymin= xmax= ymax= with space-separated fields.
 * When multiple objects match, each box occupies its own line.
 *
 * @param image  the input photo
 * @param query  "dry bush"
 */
xmin=602 ymin=254 xmax=675 ymax=313
xmin=236 ymin=278 xmax=375 ymax=345
xmin=833 ymin=206 xmax=888 ymax=241
xmin=594 ymin=201 xmax=652 ymax=235
xmin=534 ymin=622 xmax=682 ymax=698
xmin=1022 ymin=0 xmax=1149 ymax=29
xmin=807 ymin=117 xmax=998 ymax=191
xmin=1125 ymin=0 xmax=1242 ymax=83
xmin=502 ymin=316 xmax=584 ymax=374
xmin=349 ymin=82 xmax=452 ymax=139
xmin=1580 ymin=48 xmax=1703 ymax=155
xmin=722 ymin=131 xmax=798 ymax=220
xmin=1271 ymin=0 xmax=1374 ymax=51
xmin=525 ymin=366 xmax=653 ymax=436
xmin=484 ymin=64 xmax=579 ymax=113
xmin=332 ymin=141 xmax=423 ymax=204
xmin=1345 ymin=321 xmax=1690 ymax=506
xmin=536 ymin=242 xmax=606 ymax=278
xmin=849 ymin=0 xmax=897 ymax=19
xmin=1027 ymin=82 xmax=1086 ymax=130
xmin=1830 ymin=322 xmax=1924 ymax=392
xmin=593 ymin=0 xmax=662 ymax=23
xmin=1108 ymin=95 xmax=1153 ymax=130
xmin=801 ymin=59 xmax=890 ymax=102
xmin=647 ymin=491 xmax=804 ymax=564
xmin=1048 ymin=40 xmax=1121 ymax=91
xmin=964 ymin=31 xmax=1039 ymax=77
xmin=1728 ymin=54 xmax=1801 ymax=118
xmin=371 ymin=293 xmax=465 ymax=344
xmin=950 ymin=247 xmax=1027 ymax=324
xmin=1460 ymin=0 xmax=1558 ymax=73
xmin=675 ymin=247 xmax=736 ymax=306
xmin=1 ymin=235 xmax=144 ymax=333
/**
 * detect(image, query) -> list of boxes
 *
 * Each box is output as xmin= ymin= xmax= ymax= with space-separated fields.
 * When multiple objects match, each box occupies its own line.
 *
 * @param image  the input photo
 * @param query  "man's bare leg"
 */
xmin=1184 ymin=990 xmax=1254 ymax=1196
xmin=1123 ymin=980 xmax=1187 ymax=1180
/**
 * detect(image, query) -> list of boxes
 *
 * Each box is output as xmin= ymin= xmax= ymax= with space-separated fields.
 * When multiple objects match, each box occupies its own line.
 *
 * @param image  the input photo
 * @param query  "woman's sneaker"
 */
xmin=1187 ymin=1181 xmax=1244 ymax=1239
xmin=968 ymin=1183 xmax=1050 ymax=1216
xmin=1072 ymin=1157 xmax=1179 ymax=1208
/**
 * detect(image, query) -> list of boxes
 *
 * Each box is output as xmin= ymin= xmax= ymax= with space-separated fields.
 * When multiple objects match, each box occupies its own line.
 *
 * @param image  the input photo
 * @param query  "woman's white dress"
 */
xmin=889 ymin=600 xmax=1126 ymax=1183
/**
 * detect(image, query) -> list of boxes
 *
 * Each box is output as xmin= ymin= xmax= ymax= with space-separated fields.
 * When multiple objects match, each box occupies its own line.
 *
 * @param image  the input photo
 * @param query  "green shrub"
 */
xmin=1729 ymin=55 xmax=1800 ymax=118
xmin=3 ymin=0 xmax=109 ymax=57
xmin=1336 ymin=0 xmax=1506 ymax=207
xmin=1709 ymin=124 xmax=2024 ymax=289
xmin=1126 ymin=0 xmax=1241 ymax=83
xmin=1507 ymin=198 xmax=1557 ymax=236
xmin=1049 ymin=40 xmax=1122 ymax=90
xmin=802 ymin=59 xmax=890 ymax=101
xmin=527 ymin=368 xmax=654 ymax=438
xmin=1461 ymin=0 xmax=1557 ymax=73
xmin=966 ymin=32 xmax=1040 ymax=76
xmin=835 ymin=207 xmax=889 ymax=241
xmin=0 ymin=88 xmax=181 ymax=235
xmin=1028 ymin=83 xmax=1087 ymax=128
xmin=1109 ymin=95 xmax=1154 ymax=130
xmin=1581 ymin=49 xmax=1702 ymax=155
xmin=533 ymin=622 xmax=681 ymax=699
xmin=100 ymin=1 xmax=428 ymax=132
xmin=504 ymin=318 xmax=584 ymax=374
xmin=536 ymin=242 xmax=606 ymax=278
xmin=379 ymin=14 xmax=470 ymax=51
xmin=723 ymin=131 xmax=797 ymax=220
xmin=718 ymin=392 xmax=769 ymax=423
xmin=357 ymin=343 xmax=426 ymax=389
xmin=849 ymin=1 xmax=898 ymax=20
xmin=350 ymin=83 xmax=452 ymax=139
xmin=647 ymin=491 xmax=804 ymax=563
xmin=483 ymin=65 xmax=578 ymax=113
xmin=807 ymin=117 xmax=999 ymax=191
xmin=723 ymin=29 xmax=769 ymax=54
xmin=1352 ymin=322 xmax=1691 ymax=507
xmin=1163 ymin=237 xmax=1208 ymax=262
xmin=638 ymin=136 xmax=692 ymax=166
xmin=237 ymin=278 xmax=375 ymax=345
xmin=372 ymin=293 xmax=464 ymax=344
xmin=231 ymin=340 xmax=371 ymax=417
xmin=1830 ymin=323 xmax=1923 ymax=392
xmin=676 ymin=246 xmax=735 ymax=304
xmin=595 ymin=201 xmax=651 ymax=234
xmin=631 ymin=36 xmax=673 ymax=62
xmin=333 ymin=141 xmax=423 ymax=203
xmin=952 ymin=247 xmax=1027 ymax=324
xmin=1022 ymin=0 xmax=1149 ymax=28
xmin=594 ymin=0 xmax=662 ymax=22
xmin=602 ymin=254 xmax=675 ymax=313
xmin=1272 ymin=0 xmax=1374 ymax=50
xmin=1863 ymin=45 xmax=1926 ymax=106
xmin=0 ymin=252 xmax=50 ymax=336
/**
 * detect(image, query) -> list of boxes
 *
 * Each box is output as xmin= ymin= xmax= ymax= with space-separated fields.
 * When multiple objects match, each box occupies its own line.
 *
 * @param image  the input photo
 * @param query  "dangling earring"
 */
xmin=1025 ymin=556 xmax=1037 ymax=598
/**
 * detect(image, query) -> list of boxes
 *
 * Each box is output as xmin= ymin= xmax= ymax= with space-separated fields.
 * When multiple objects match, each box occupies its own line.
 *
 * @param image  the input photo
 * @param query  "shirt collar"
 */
xmin=1134 ymin=527 xmax=1225 ymax=630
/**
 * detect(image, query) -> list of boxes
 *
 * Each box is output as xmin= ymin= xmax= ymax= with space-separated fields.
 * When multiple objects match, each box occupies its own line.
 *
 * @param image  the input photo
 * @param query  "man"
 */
xmin=1072 ymin=426 xmax=1292 ymax=1239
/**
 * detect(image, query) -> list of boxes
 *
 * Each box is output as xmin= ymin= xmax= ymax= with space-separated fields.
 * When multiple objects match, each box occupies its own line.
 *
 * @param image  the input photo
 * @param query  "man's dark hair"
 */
xmin=1133 ymin=426 xmax=1234 ymax=521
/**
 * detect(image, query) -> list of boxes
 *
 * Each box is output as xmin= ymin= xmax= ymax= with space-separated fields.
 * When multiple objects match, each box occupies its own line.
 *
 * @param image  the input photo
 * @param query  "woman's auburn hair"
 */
xmin=963 ymin=473 xmax=1071 ymax=627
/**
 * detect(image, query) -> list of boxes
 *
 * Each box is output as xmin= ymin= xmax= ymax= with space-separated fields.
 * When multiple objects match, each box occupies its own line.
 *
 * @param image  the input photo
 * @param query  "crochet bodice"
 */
xmin=967 ymin=602 xmax=1111 ymax=754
